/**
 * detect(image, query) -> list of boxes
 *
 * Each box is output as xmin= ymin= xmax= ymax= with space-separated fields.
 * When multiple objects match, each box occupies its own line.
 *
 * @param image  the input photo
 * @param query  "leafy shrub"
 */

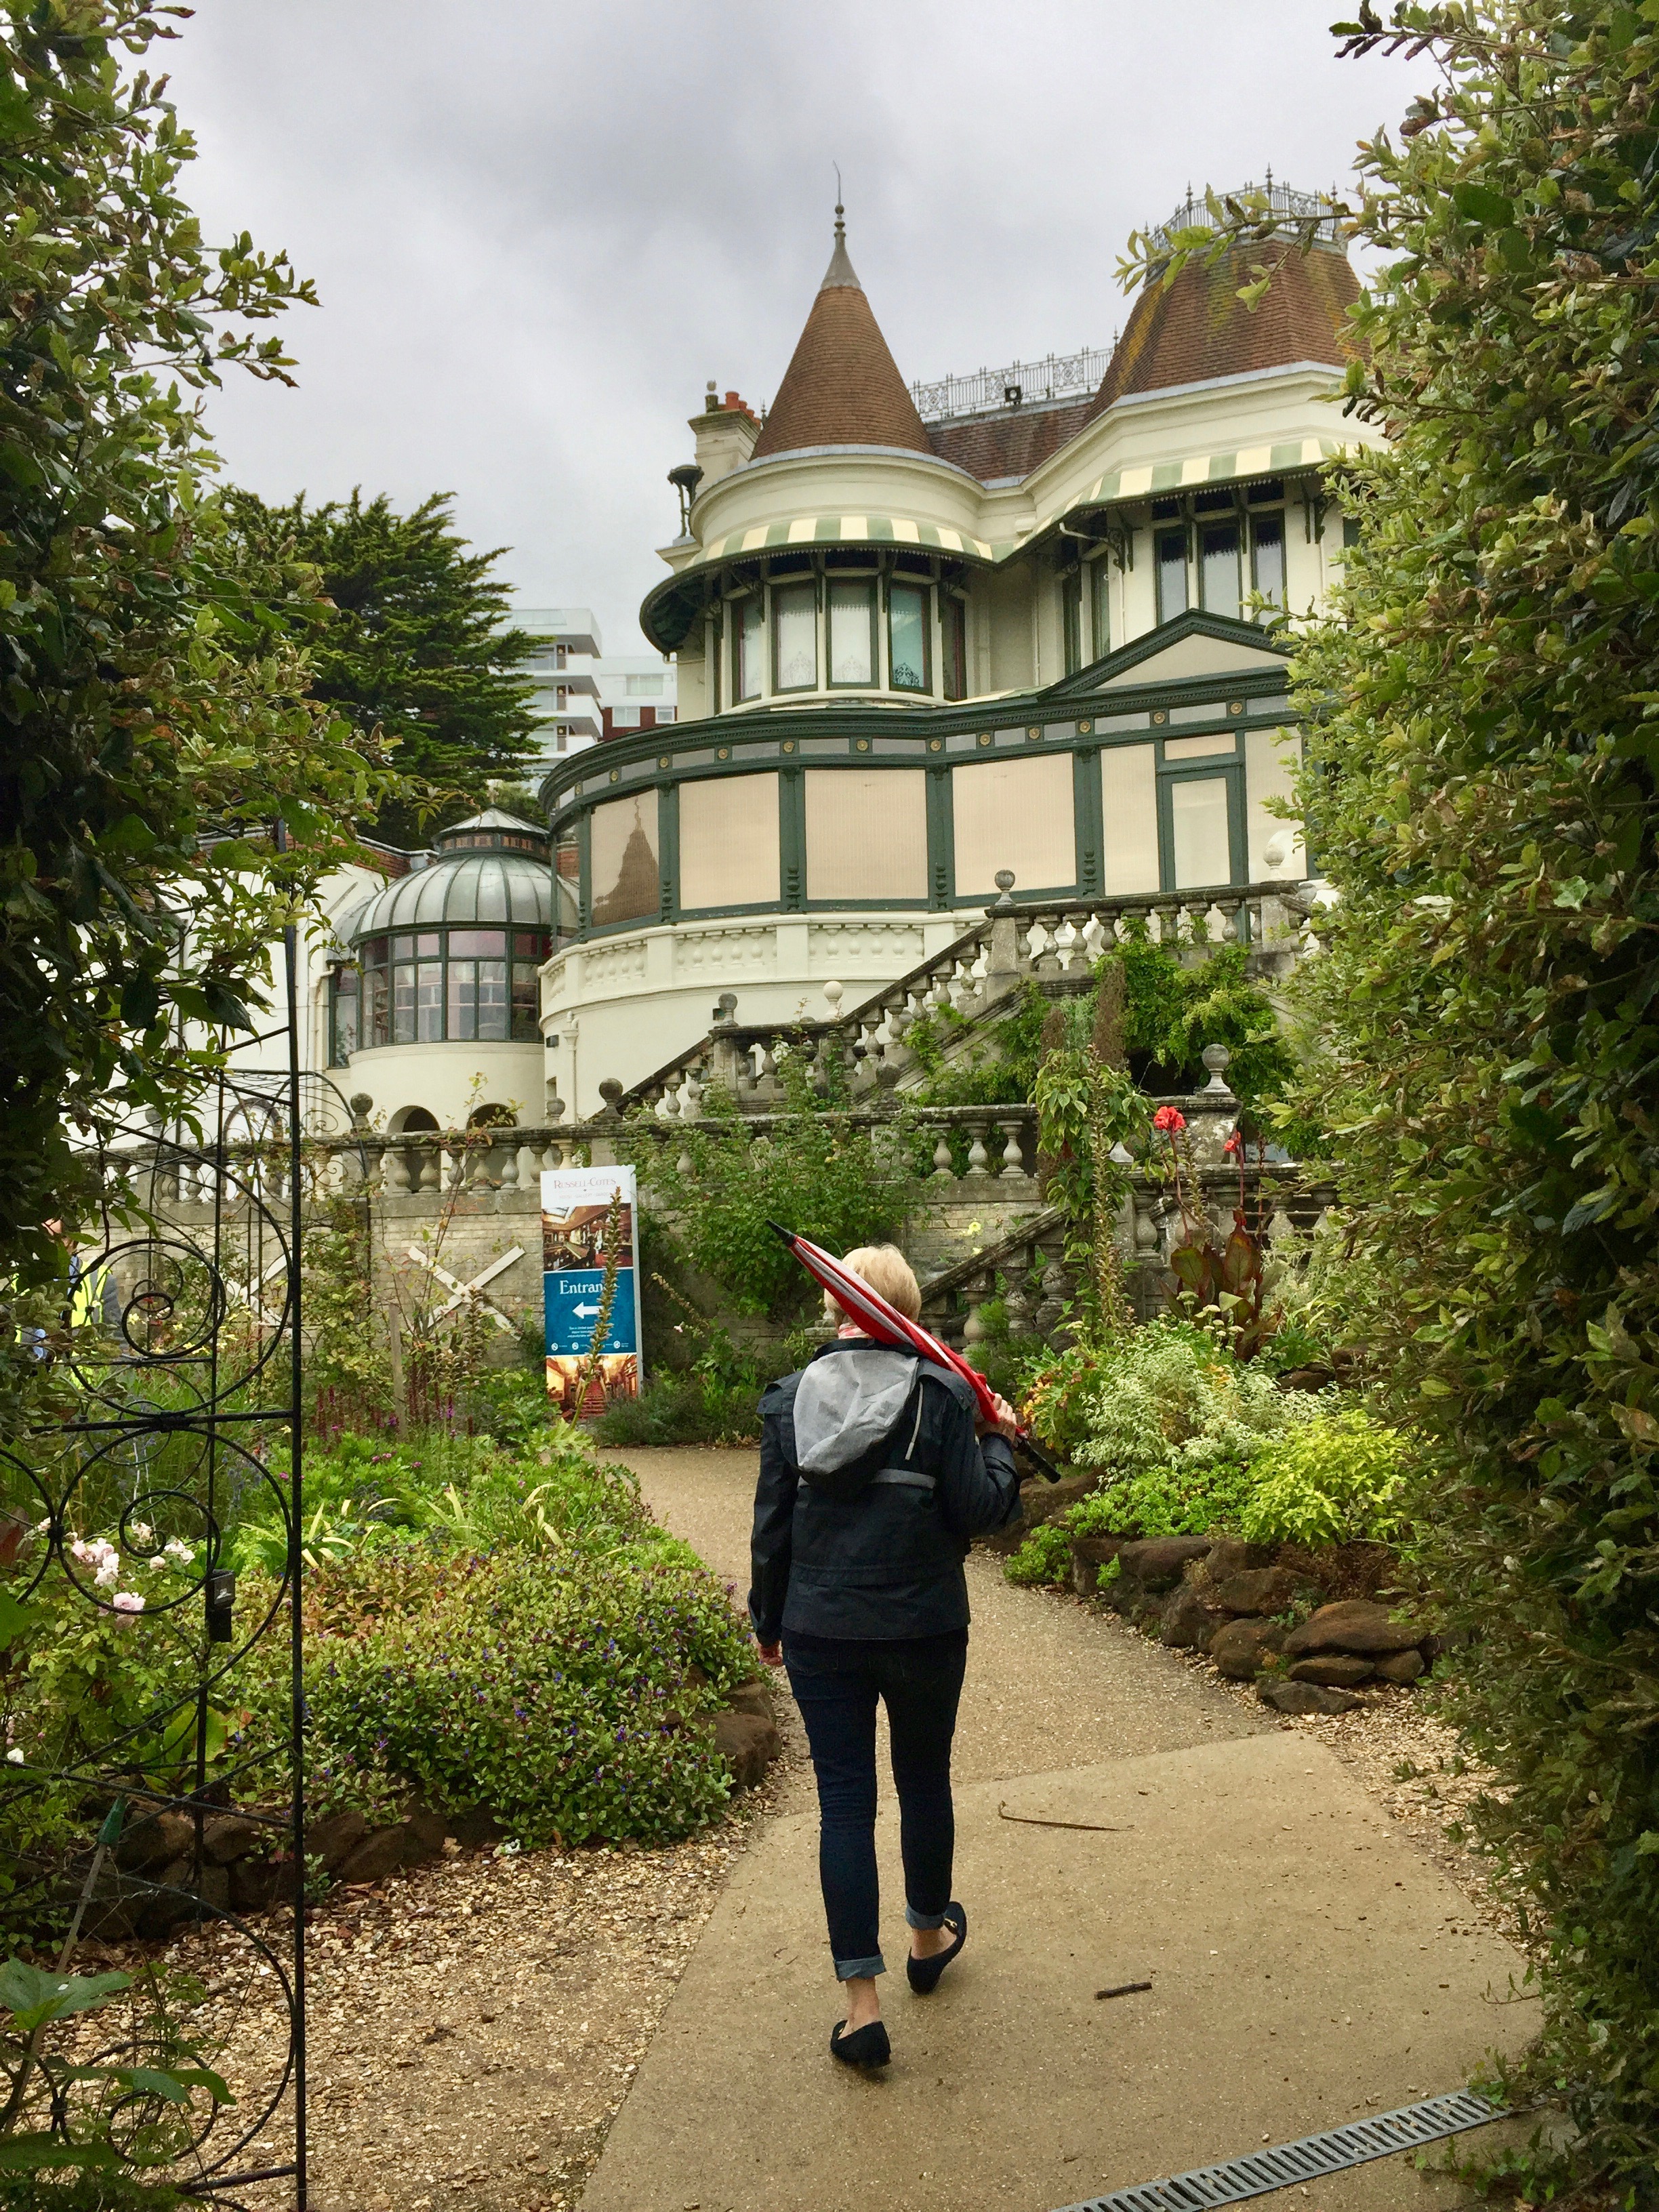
xmin=1025 ymin=1319 xmax=1318 ymax=1479
xmin=1239 ymin=1412 xmax=1407 ymax=1549
xmin=623 ymin=1053 xmax=913 ymax=1318
xmin=0 ymin=2174 xmax=182 ymax=2209
xmin=247 ymin=1543 xmax=752 ymax=1845
xmin=1003 ymin=1523 xmax=1072 ymax=1586
xmin=1067 ymin=1456 xmax=1256 ymax=1542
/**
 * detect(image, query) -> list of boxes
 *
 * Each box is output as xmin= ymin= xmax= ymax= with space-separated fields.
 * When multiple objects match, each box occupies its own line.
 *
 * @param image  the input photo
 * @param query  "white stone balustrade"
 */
xmin=616 ymin=880 xmax=1313 ymax=1120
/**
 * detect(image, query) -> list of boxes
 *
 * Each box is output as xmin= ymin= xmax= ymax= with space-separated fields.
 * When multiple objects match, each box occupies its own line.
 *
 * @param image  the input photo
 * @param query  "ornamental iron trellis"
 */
xmin=0 ymin=932 xmax=352 ymax=2209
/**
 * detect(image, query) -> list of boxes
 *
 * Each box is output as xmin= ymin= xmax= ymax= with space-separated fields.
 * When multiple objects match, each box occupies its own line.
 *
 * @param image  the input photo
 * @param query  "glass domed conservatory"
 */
xmin=329 ymin=810 xmax=557 ymax=1131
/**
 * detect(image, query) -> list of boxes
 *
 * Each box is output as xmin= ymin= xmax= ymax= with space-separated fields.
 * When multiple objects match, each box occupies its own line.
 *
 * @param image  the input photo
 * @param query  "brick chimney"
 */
xmin=691 ymin=382 xmax=762 ymax=488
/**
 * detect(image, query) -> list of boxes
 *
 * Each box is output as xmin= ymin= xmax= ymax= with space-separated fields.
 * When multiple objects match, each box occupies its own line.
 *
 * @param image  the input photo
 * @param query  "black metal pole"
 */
xmin=279 ymin=838 xmax=308 ymax=2211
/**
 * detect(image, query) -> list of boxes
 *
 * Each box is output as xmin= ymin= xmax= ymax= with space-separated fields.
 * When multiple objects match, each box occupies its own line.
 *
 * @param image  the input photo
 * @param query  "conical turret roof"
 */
xmin=752 ymin=209 xmax=932 ymax=460
xmin=1082 ymin=238 xmax=1359 ymax=428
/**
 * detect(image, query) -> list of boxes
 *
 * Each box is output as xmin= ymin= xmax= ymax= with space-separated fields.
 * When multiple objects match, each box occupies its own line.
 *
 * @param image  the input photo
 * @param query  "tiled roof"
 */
xmin=927 ymin=398 xmax=1093 ymax=484
xmin=1082 ymin=242 xmax=1359 ymax=426
xmin=752 ymin=216 xmax=932 ymax=461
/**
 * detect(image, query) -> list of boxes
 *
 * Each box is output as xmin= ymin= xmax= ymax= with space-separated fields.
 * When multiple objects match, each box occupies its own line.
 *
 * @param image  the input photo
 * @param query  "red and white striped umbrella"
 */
xmin=768 ymin=1222 xmax=1059 ymax=1480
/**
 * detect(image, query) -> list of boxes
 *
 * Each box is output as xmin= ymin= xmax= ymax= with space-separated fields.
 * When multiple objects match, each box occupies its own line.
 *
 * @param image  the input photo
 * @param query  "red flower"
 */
xmin=1152 ymin=1105 xmax=1187 ymax=1134
xmin=1223 ymin=1131 xmax=1243 ymax=1157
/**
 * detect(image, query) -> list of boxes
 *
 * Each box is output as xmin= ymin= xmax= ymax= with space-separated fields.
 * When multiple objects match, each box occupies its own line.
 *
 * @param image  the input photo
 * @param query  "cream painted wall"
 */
xmin=344 ymin=1039 xmax=549 ymax=1134
xmin=541 ymin=908 xmax=981 ymax=1117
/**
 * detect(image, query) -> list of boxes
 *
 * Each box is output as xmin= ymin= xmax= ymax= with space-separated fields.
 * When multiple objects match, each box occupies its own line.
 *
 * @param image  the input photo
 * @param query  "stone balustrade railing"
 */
xmin=918 ymin=1162 xmax=1340 ymax=1339
xmin=134 ymin=1099 xmax=1048 ymax=1208
xmin=619 ymin=878 xmax=1315 ymax=1120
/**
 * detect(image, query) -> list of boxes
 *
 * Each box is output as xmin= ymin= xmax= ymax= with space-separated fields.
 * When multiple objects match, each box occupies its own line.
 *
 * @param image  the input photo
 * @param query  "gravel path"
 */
xmin=157 ymin=1447 xmax=1515 ymax=2211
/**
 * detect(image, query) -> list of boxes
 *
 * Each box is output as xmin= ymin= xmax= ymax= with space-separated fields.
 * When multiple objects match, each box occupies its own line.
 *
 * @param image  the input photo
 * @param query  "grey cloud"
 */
xmin=166 ymin=1 xmax=1431 ymax=653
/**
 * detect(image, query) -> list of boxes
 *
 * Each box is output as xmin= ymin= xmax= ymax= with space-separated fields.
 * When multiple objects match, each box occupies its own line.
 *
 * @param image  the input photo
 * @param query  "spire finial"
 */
xmin=834 ymin=162 xmax=844 ymax=240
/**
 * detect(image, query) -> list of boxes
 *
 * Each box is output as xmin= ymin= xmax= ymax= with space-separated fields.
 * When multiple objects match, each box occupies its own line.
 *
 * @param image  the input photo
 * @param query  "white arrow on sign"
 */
xmin=572 ymin=1303 xmax=601 ymax=1318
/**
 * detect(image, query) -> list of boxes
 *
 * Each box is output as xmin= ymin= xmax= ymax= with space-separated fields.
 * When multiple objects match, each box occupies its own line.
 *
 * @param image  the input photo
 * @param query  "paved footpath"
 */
xmin=588 ymin=1448 xmax=1536 ymax=2212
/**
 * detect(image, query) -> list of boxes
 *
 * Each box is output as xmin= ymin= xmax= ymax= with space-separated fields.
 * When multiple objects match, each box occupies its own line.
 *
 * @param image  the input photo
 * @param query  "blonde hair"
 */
xmin=825 ymin=1244 xmax=922 ymax=1326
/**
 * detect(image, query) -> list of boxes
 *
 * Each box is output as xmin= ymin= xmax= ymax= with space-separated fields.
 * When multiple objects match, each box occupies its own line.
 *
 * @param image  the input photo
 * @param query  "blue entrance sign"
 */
xmin=541 ymin=1163 xmax=644 ymax=1418
xmin=543 ymin=1266 xmax=639 ymax=1355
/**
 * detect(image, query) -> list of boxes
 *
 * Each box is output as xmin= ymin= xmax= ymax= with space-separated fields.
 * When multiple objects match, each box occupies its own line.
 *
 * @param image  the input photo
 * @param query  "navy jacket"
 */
xmin=748 ymin=1337 xmax=1022 ymax=1643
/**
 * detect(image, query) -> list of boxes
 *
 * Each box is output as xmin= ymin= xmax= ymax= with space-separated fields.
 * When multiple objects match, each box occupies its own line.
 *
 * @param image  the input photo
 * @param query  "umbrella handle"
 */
xmin=1013 ymin=1430 xmax=1063 ymax=1483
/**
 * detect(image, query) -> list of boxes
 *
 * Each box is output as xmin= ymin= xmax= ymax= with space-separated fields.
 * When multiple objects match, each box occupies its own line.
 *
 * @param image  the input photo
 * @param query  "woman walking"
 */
xmin=749 ymin=1244 xmax=1021 ymax=2068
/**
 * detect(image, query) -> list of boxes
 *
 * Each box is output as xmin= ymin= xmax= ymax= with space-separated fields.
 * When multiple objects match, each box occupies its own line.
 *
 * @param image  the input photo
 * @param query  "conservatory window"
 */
xmin=329 ymin=966 xmax=359 ymax=1065
xmin=1155 ymin=528 xmax=1188 ymax=623
xmin=773 ymin=582 xmax=818 ymax=691
xmin=1250 ymin=512 xmax=1286 ymax=611
xmin=888 ymin=581 xmax=930 ymax=692
xmin=827 ymin=579 xmax=876 ymax=687
xmin=356 ymin=927 xmax=549 ymax=1045
xmin=1200 ymin=522 xmax=1242 ymax=621
xmin=941 ymin=594 xmax=967 ymax=701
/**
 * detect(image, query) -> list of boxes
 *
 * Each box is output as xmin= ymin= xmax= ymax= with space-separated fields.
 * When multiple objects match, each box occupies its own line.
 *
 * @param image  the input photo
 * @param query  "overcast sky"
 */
xmin=163 ymin=3 xmax=1431 ymax=658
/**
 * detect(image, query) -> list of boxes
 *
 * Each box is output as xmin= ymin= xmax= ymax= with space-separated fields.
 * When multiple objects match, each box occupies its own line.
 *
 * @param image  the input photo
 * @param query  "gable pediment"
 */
xmin=1053 ymin=610 xmax=1292 ymax=701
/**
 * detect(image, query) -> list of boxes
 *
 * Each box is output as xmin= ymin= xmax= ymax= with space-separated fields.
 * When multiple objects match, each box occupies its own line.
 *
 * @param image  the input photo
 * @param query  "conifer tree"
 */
xmin=226 ymin=489 xmax=539 ymax=844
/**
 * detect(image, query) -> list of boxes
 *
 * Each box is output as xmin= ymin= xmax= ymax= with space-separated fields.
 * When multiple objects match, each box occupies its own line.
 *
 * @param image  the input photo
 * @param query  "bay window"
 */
xmin=827 ymin=579 xmax=876 ymax=687
xmin=773 ymin=581 xmax=817 ymax=691
xmin=888 ymin=580 xmax=930 ymax=692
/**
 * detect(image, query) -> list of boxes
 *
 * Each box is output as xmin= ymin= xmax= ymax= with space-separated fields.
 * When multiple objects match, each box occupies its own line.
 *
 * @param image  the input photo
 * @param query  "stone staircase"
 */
xmin=613 ymin=878 xmax=1316 ymax=1120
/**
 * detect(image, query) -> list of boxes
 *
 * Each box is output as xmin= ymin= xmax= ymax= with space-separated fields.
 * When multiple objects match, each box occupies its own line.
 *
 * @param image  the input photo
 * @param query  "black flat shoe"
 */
xmin=906 ymin=1902 xmax=967 ymax=1994
xmin=830 ymin=2018 xmax=890 ymax=2068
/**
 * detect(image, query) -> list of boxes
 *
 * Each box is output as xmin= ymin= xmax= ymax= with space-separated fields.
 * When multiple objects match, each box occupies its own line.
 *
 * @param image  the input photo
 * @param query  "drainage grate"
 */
xmin=1055 ymin=2090 xmax=1508 ymax=2211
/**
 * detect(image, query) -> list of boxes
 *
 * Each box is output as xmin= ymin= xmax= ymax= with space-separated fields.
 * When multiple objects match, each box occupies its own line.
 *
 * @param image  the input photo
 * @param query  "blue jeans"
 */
xmin=783 ymin=1628 xmax=968 ymax=1981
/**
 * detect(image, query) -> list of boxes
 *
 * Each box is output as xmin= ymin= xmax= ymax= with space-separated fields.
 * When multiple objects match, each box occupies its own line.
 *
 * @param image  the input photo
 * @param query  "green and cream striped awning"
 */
xmin=693 ymin=514 xmax=1007 ymax=565
xmin=1069 ymin=436 xmax=1352 ymax=512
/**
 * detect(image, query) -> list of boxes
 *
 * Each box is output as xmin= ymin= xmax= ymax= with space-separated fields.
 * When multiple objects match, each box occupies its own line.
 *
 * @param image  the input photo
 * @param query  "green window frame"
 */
xmin=1156 ymin=762 xmax=1246 ymax=893
xmin=887 ymin=579 xmax=931 ymax=693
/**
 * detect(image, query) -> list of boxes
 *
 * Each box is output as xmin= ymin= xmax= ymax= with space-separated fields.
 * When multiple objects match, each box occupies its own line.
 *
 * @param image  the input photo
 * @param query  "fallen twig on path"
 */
xmin=1095 ymin=1980 xmax=1153 ymax=2000
xmin=997 ymin=1803 xmax=1130 ymax=1834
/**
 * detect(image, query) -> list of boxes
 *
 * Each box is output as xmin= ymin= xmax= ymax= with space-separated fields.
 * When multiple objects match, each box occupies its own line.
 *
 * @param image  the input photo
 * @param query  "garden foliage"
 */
xmin=621 ymin=1051 xmax=913 ymax=1319
xmin=1 ymin=1425 xmax=757 ymax=1943
xmin=0 ymin=1 xmax=401 ymax=1330
xmin=1124 ymin=3 xmax=1659 ymax=2189
xmin=1238 ymin=1412 xmax=1406 ymax=1551
xmin=1006 ymin=1324 xmax=1400 ymax=1579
